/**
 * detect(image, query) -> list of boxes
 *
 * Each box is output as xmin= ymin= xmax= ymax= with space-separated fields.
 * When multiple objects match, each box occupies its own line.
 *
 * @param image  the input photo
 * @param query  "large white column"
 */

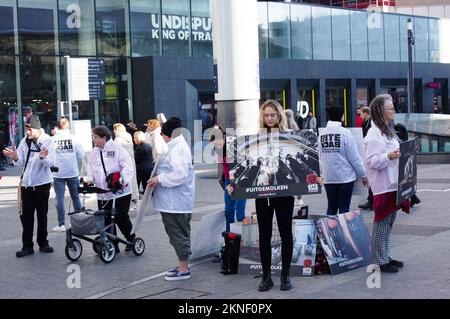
xmin=211 ymin=0 xmax=260 ymax=136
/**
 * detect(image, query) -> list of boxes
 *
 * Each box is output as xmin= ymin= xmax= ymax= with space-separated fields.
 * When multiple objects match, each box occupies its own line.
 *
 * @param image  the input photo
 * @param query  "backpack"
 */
xmin=220 ymin=232 xmax=241 ymax=275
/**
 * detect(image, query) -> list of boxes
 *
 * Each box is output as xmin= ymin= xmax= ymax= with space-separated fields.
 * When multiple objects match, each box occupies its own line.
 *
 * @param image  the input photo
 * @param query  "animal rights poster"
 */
xmin=397 ymin=138 xmax=418 ymax=204
xmin=238 ymin=214 xmax=317 ymax=277
xmin=227 ymin=130 xmax=321 ymax=200
xmin=315 ymin=210 xmax=371 ymax=275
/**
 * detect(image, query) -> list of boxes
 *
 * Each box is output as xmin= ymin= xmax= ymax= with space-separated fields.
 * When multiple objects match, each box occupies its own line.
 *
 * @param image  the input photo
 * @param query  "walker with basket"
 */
xmin=64 ymin=177 xmax=145 ymax=264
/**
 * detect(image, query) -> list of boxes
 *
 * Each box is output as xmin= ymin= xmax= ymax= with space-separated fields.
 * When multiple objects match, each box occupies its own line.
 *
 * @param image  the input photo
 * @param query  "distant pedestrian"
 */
xmin=283 ymin=109 xmax=299 ymax=131
xmin=133 ymin=131 xmax=153 ymax=195
xmin=113 ymin=123 xmax=139 ymax=204
xmin=304 ymin=111 xmax=317 ymax=130
xmin=126 ymin=121 xmax=137 ymax=142
xmin=211 ymin=125 xmax=247 ymax=232
xmin=355 ymin=106 xmax=363 ymax=128
xmin=145 ymin=119 xmax=167 ymax=163
xmin=358 ymin=106 xmax=374 ymax=210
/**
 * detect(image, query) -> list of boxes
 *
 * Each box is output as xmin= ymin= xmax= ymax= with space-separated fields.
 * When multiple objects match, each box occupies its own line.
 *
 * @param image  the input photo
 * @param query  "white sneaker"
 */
xmin=52 ymin=225 xmax=66 ymax=232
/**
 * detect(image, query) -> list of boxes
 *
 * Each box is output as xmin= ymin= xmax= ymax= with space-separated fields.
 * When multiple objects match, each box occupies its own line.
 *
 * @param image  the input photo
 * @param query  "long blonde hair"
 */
xmin=113 ymin=123 xmax=126 ymax=134
xmin=283 ymin=109 xmax=299 ymax=130
xmin=259 ymin=100 xmax=288 ymax=132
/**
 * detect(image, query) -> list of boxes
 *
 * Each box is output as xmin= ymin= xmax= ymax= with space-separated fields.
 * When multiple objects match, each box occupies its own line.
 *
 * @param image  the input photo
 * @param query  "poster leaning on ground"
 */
xmin=238 ymin=214 xmax=317 ymax=277
xmin=227 ymin=130 xmax=321 ymax=200
xmin=315 ymin=210 xmax=371 ymax=275
xmin=397 ymin=138 xmax=418 ymax=205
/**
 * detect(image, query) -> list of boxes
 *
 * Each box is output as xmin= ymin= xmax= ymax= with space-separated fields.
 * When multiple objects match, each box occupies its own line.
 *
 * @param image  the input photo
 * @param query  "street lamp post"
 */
xmin=407 ymin=18 xmax=415 ymax=114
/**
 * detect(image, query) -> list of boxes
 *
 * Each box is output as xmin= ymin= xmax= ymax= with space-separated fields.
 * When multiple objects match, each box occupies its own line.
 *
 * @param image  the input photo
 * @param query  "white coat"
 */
xmin=153 ymin=136 xmax=195 ymax=214
xmin=86 ymin=139 xmax=134 ymax=200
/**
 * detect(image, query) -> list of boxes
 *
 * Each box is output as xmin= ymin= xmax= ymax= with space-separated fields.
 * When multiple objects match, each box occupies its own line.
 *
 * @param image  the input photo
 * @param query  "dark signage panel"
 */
xmin=88 ymin=58 xmax=106 ymax=100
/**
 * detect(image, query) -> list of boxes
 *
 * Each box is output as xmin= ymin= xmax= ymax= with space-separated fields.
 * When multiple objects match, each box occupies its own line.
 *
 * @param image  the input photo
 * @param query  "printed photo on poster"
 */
xmin=227 ymin=130 xmax=321 ymax=200
xmin=238 ymin=214 xmax=317 ymax=277
xmin=315 ymin=210 xmax=371 ymax=275
xmin=397 ymin=138 xmax=417 ymax=204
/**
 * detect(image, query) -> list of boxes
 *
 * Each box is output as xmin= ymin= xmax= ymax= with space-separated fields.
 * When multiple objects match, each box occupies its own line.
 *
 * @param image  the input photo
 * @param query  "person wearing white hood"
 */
xmin=145 ymin=119 xmax=168 ymax=164
xmin=148 ymin=117 xmax=195 ymax=281
xmin=113 ymin=123 xmax=139 ymax=203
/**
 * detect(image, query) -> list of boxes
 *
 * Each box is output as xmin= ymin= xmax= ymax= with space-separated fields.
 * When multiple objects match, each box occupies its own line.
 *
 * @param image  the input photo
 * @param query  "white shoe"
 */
xmin=52 ymin=225 xmax=66 ymax=232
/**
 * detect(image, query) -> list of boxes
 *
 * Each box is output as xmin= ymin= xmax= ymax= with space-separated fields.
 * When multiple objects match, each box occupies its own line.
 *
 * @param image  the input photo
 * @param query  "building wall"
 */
xmin=147 ymin=55 xmax=450 ymax=129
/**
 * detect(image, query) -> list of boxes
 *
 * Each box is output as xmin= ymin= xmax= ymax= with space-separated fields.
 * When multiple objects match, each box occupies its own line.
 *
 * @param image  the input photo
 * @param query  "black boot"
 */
xmin=358 ymin=201 xmax=373 ymax=210
xmin=280 ymin=269 xmax=292 ymax=291
xmin=258 ymin=273 xmax=274 ymax=292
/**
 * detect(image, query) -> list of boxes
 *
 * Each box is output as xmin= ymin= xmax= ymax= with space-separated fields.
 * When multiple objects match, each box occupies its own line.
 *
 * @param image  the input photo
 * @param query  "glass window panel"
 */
xmin=191 ymin=0 xmax=212 ymax=58
xmin=0 ymin=0 xmax=15 ymax=54
xmin=350 ymin=10 xmax=367 ymax=61
xmin=99 ymin=57 xmax=131 ymax=127
xmin=58 ymin=0 xmax=96 ymax=56
xmin=257 ymin=1 xmax=268 ymax=59
xmin=400 ymin=15 xmax=410 ymax=62
xmin=96 ymin=0 xmax=130 ymax=57
xmin=18 ymin=0 xmax=57 ymax=55
xmin=130 ymin=0 xmax=161 ymax=57
xmin=368 ymin=12 xmax=384 ymax=61
xmin=59 ymin=57 xmax=96 ymax=126
xmin=312 ymin=6 xmax=331 ymax=60
xmin=291 ymin=4 xmax=312 ymax=60
xmin=429 ymin=18 xmax=439 ymax=62
xmin=414 ymin=17 xmax=429 ymax=62
xmin=161 ymin=0 xmax=190 ymax=57
xmin=0 ymin=56 xmax=18 ymax=147
xmin=446 ymin=6 xmax=450 ymax=19
xmin=384 ymin=14 xmax=400 ymax=62
xmin=20 ymin=56 xmax=57 ymax=134
xmin=268 ymin=2 xmax=290 ymax=59
xmin=331 ymin=8 xmax=350 ymax=61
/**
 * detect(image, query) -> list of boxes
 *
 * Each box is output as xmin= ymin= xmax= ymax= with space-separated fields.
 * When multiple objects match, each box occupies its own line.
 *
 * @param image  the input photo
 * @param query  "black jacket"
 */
xmin=362 ymin=118 xmax=371 ymax=138
xmin=134 ymin=143 xmax=153 ymax=170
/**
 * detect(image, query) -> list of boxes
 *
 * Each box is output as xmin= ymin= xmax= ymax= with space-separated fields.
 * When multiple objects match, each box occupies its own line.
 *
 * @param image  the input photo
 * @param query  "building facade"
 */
xmin=1 ymin=0 xmax=450 ymax=150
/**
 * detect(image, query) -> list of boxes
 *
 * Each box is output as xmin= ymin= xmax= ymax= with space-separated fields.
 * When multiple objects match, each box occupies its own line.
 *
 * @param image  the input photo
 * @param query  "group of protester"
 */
xmin=3 ymin=92 xmax=420 ymax=288
xmin=222 ymin=94 xmax=418 ymax=292
xmin=2 ymin=113 xmax=196 ymax=282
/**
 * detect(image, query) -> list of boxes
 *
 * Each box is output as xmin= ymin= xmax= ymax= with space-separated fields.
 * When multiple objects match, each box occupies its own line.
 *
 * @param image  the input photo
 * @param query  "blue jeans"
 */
xmin=54 ymin=177 xmax=83 ymax=226
xmin=224 ymin=179 xmax=246 ymax=231
xmin=324 ymin=181 xmax=354 ymax=215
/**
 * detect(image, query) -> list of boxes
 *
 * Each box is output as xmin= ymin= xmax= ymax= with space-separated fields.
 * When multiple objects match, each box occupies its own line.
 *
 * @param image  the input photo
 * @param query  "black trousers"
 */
xmin=136 ymin=168 xmax=152 ymax=194
xmin=21 ymin=183 xmax=51 ymax=249
xmin=98 ymin=194 xmax=134 ymax=242
xmin=367 ymin=187 xmax=374 ymax=204
xmin=255 ymin=196 xmax=295 ymax=275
